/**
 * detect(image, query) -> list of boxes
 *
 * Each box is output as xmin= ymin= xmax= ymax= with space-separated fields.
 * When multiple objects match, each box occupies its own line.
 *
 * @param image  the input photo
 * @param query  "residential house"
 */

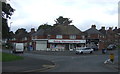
xmin=9 ymin=28 xmax=30 ymax=50
xmin=113 ymin=27 xmax=120 ymax=45
xmin=84 ymin=25 xmax=105 ymax=50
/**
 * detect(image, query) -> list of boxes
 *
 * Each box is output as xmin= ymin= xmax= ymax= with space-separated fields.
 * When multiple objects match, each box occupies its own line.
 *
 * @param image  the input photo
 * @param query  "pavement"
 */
xmin=2 ymin=53 xmax=55 ymax=72
xmin=103 ymin=61 xmax=119 ymax=71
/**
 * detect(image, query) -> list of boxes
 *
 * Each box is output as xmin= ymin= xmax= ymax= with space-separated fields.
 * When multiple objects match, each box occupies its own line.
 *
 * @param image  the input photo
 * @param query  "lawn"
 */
xmin=1 ymin=52 xmax=24 ymax=62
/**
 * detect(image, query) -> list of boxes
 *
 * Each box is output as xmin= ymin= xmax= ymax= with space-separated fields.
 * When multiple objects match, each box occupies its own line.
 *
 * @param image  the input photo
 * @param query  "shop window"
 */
xmin=56 ymin=35 xmax=62 ymax=39
xmin=70 ymin=35 xmax=76 ymax=39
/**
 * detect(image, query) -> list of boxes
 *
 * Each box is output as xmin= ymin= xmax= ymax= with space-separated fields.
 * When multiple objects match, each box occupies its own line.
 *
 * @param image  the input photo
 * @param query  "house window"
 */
xmin=103 ymin=36 xmax=105 ymax=38
xmin=88 ymin=35 xmax=90 ymax=38
xmin=32 ymin=36 xmax=37 ymax=39
xmin=12 ymin=38 xmax=16 ymax=40
xmin=47 ymin=35 xmax=51 ymax=39
xmin=35 ymin=36 xmax=37 ymax=39
xmin=70 ymin=35 xmax=76 ymax=39
xmin=56 ymin=35 xmax=62 ymax=39
xmin=24 ymin=37 xmax=27 ymax=40
xmin=82 ymin=35 xmax=85 ymax=39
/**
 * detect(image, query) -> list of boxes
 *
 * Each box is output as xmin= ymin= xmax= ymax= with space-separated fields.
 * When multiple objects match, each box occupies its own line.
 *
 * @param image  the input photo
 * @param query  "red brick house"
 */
xmin=99 ymin=26 xmax=119 ymax=48
xmin=84 ymin=25 xmax=105 ymax=50
xmin=32 ymin=24 xmax=86 ymax=51
xmin=8 ymin=28 xmax=36 ymax=51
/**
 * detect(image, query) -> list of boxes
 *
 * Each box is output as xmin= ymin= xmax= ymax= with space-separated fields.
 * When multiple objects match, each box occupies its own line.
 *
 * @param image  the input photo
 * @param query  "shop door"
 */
xmin=36 ymin=41 xmax=47 ymax=50
xmin=65 ymin=44 xmax=69 ymax=50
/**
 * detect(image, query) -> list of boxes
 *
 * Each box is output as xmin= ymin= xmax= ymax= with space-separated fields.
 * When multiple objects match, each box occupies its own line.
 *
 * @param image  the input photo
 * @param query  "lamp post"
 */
xmin=10 ymin=22 xmax=13 ymax=31
xmin=105 ymin=27 xmax=109 ymax=47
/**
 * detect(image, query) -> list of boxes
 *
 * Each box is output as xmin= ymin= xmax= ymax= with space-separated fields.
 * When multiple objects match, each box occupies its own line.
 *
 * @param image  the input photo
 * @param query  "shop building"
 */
xmin=32 ymin=25 xmax=86 ymax=51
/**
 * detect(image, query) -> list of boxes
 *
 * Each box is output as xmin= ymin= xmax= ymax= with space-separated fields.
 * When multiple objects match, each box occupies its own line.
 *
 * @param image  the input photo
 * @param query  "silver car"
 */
xmin=76 ymin=47 xmax=94 ymax=54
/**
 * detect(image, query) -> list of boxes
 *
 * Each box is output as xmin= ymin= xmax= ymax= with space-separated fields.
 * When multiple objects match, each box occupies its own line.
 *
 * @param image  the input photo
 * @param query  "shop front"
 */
xmin=48 ymin=39 xmax=86 ymax=51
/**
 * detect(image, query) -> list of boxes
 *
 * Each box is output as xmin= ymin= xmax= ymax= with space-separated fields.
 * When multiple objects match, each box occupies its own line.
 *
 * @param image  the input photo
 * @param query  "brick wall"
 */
xmin=76 ymin=35 xmax=82 ymax=39
xmin=37 ymin=36 xmax=47 ymax=39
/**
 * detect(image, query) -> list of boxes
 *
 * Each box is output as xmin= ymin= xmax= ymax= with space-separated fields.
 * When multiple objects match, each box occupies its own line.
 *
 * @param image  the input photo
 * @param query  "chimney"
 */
xmin=115 ymin=27 xmax=117 ymax=29
xmin=109 ymin=27 xmax=112 ymax=30
xmin=30 ymin=28 xmax=35 ymax=33
xmin=91 ymin=25 xmax=96 ymax=29
xmin=101 ymin=26 xmax=105 ymax=30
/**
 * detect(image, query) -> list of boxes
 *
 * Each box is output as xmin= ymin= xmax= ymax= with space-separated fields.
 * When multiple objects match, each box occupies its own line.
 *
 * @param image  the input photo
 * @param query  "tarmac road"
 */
xmin=2 ymin=49 xmax=118 ymax=72
xmin=22 ymin=49 xmax=118 ymax=72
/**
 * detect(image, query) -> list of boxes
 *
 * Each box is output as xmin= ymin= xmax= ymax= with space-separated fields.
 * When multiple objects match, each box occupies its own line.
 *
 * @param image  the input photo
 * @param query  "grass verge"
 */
xmin=0 ymin=52 xmax=24 ymax=62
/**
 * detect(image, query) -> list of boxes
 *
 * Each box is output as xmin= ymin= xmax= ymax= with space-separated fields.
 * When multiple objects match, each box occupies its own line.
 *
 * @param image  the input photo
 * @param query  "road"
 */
xmin=20 ymin=50 xmax=118 ymax=72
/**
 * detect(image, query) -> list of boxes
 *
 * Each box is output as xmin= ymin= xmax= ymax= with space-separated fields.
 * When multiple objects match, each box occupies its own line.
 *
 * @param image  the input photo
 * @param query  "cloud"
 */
xmin=8 ymin=0 xmax=119 ymax=32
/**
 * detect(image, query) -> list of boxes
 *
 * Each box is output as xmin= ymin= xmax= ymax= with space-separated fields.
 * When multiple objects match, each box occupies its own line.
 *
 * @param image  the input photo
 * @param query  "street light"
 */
xmin=10 ymin=22 xmax=13 ymax=31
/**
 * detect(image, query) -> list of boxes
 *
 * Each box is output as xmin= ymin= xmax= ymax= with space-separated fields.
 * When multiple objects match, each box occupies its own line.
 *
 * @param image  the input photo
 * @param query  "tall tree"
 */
xmin=15 ymin=28 xmax=27 ymax=35
xmin=37 ymin=23 xmax=52 ymax=31
xmin=2 ymin=1 xmax=15 ymax=39
xmin=54 ymin=16 xmax=72 ymax=26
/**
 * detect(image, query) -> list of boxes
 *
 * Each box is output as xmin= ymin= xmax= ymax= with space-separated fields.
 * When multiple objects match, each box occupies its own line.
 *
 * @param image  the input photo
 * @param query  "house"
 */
xmin=8 ymin=28 xmax=36 ymax=51
xmin=32 ymin=24 xmax=86 ymax=51
xmin=84 ymin=25 xmax=105 ymax=50
xmin=113 ymin=27 xmax=120 ymax=45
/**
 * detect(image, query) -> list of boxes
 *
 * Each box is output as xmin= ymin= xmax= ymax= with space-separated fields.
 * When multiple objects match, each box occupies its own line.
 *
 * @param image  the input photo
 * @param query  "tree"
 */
xmin=54 ymin=16 xmax=72 ymax=26
xmin=37 ymin=23 xmax=52 ymax=31
xmin=2 ymin=1 xmax=15 ymax=39
xmin=15 ymin=28 xmax=27 ymax=35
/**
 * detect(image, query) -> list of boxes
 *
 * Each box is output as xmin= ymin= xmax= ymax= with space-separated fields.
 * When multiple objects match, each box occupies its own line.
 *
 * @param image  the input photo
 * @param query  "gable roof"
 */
xmin=99 ymin=29 xmax=106 ymax=35
xmin=32 ymin=25 xmax=82 ymax=36
xmin=32 ymin=29 xmax=45 ymax=36
xmin=15 ymin=32 xmax=29 ymax=39
xmin=48 ymin=25 xmax=82 ymax=35
xmin=84 ymin=28 xmax=103 ymax=35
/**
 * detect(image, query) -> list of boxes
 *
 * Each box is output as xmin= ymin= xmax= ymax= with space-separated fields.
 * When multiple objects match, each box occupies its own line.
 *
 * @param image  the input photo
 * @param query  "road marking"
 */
xmin=23 ymin=65 xmax=55 ymax=72
xmin=42 ymin=65 xmax=55 ymax=68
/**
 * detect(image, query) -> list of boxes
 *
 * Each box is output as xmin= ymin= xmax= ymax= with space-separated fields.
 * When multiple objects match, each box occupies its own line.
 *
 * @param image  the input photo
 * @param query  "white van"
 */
xmin=13 ymin=43 xmax=24 ymax=53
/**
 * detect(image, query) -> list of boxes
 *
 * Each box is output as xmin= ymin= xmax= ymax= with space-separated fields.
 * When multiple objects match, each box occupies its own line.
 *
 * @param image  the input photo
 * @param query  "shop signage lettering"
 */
xmin=48 ymin=39 xmax=86 ymax=43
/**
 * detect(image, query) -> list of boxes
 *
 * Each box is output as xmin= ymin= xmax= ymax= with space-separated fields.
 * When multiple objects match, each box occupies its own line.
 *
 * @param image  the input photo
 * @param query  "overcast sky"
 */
xmin=7 ymin=0 xmax=119 ymax=32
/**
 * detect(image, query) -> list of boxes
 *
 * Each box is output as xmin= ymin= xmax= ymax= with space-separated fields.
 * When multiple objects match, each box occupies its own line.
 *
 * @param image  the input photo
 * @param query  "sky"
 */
xmin=7 ymin=0 xmax=119 ymax=32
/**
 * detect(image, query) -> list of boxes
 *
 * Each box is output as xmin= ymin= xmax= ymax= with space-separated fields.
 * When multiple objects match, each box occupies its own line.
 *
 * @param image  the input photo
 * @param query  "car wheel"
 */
xmin=76 ymin=53 xmax=78 ymax=54
xmin=81 ymin=52 xmax=83 ymax=54
xmin=90 ymin=51 xmax=92 ymax=54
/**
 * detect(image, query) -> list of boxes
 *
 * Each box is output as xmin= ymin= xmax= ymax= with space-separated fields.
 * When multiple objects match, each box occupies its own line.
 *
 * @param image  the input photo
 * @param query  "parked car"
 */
xmin=75 ymin=47 xmax=94 ymax=54
xmin=107 ymin=44 xmax=116 ymax=50
xmin=91 ymin=46 xmax=98 ymax=51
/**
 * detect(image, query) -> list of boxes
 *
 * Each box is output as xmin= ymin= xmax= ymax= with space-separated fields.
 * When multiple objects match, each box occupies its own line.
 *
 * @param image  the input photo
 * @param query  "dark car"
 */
xmin=107 ymin=44 xmax=116 ymax=50
xmin=91 ymin=46 xmax=98 ymax=51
